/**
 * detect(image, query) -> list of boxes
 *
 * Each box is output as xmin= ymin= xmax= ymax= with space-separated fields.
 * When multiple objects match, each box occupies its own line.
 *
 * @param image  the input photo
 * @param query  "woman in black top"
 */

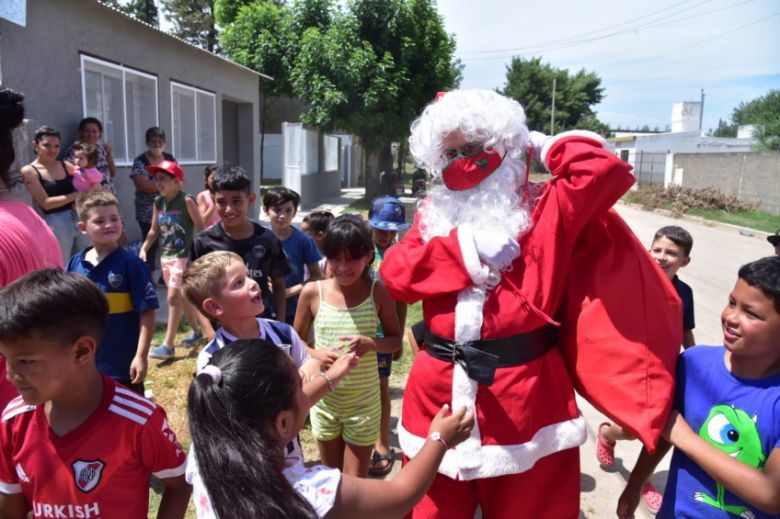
xmin=21 ymin=126 xmax=80 ymax=261
xmin=130 ymin=126 xmax=175 ymax=271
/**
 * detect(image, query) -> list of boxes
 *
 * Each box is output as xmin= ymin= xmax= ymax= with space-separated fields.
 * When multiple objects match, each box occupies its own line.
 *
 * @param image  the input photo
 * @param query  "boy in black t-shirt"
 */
xmin=189 ymin=166 xmax=290 ymax=337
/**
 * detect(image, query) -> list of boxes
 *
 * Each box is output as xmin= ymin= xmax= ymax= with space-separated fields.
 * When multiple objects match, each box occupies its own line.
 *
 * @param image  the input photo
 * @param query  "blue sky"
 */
xmin=438 ymin=0 xmax=780 ymax=131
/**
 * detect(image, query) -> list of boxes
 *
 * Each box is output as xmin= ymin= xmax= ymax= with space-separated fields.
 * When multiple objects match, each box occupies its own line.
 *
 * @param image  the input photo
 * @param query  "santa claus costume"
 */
xmin=380 ymin=90 xmax=678 ymax=518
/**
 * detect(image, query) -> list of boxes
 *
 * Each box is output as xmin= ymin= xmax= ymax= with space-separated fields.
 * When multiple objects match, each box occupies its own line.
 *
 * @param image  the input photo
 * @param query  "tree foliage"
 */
xmin=501 ymin=57 xmax=608 ymax=135
xmin=219 ymin=0 xmax=460 ymax=197
xmin=101 ymin=0 xmax=159 ymax=26
xmin=161 ymin=0 xmax=219 ymax=53
xmin=220 ymin=1 xmax=295 ymax=97
xmin=732 ymin=90 xmax=780 ymax=151
xmin=710 ymin=90 xmax=780 ymax=150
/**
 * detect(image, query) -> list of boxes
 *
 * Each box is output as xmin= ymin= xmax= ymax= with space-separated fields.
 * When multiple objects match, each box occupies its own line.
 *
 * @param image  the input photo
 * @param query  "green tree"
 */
xmin=215 ymin=0 xmax=284 ymax=26
xmin=731 ymin=90 xmax=780 ymax=151
xmin=501 ymin=57 xmax=607 ymax=135
xmin=290 ymin=0 xmax=460 ymax=198
xmin=102 ymin=0 xmax=159 ymax=25
xmin=218 ymin=0 xmax=459 ymax=195
xmin=711 ymin=118 xmax=737 ymax=138
xmin=161 ymin=0 xmax=219 ymax=53
xmin=219 ymin=1 xmax=297 ymax=181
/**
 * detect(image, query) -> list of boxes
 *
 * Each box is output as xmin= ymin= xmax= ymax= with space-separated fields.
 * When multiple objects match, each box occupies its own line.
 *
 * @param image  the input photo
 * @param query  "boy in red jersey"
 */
xmin=0 ymin=270 xmax=190 ymax=518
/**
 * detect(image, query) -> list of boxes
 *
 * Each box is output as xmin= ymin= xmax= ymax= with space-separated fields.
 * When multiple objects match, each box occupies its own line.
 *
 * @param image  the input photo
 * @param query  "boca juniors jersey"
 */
xmin=0 ymin=376 xmax=186 ymax=518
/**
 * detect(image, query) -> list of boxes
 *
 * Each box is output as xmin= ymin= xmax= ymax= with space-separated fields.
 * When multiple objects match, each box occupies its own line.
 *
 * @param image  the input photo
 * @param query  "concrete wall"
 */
xmin=262 ymin=134 xmax=283 ymax=181
xmin=299 ymin=169 xmax=341 ymax=209
xmin=676 ymin=152 xmax=780 ymax=215
xmin=1 ymin=0 xmax=260 ymax=241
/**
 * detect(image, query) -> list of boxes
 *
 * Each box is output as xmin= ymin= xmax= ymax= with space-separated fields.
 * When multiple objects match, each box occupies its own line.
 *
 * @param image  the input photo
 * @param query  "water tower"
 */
xmin=670 ymin=102 xmax=702 ymax=133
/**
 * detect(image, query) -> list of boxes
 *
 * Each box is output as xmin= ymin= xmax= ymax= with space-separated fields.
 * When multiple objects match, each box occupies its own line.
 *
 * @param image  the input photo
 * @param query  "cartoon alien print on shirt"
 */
xmin=696 ymin=404 xmax=766 ymax=519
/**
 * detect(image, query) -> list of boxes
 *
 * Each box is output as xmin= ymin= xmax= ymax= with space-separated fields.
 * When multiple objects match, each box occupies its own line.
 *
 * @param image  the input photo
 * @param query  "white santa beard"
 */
xmin=419 ymin=158 xmax=530 ymax=246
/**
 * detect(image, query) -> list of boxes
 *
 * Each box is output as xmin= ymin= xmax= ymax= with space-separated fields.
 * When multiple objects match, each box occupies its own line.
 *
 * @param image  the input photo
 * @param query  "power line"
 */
xmin=458 ymin=0 xmax=758 ymax=62
xmin=457 ymin=0 xmax=711 ymax=57
xmin=608 ymin=12 xmax=779 ymax=73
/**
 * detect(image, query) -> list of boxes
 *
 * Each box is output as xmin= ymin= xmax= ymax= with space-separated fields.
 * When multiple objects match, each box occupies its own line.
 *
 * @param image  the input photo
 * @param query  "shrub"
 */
xmin=625 ymin=185 xmax=756 ymax=216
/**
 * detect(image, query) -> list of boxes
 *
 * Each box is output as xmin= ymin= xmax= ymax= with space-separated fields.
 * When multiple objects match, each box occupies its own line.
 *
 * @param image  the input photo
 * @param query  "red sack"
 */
xmin=558 ymin=209 xmax=681 ymax=453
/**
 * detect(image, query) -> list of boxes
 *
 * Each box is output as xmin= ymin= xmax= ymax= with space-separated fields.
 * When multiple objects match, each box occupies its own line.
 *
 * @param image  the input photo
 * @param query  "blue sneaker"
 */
xmin=149 ymin=344 xmax=175 ymax=360
xmin=181 ymin=330 xmax=203 ymax=347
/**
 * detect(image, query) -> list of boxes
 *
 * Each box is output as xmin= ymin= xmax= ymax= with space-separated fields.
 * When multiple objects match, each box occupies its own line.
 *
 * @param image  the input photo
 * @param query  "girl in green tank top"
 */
xmin=294 ymin=215 xmax=402 ymax=477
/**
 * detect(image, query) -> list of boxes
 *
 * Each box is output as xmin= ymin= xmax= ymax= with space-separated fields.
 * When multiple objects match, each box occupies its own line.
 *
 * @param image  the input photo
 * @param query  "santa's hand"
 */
xmin=529 ymin=131 xmax=549 ymax=162
xmin=474 ymin=229 xmax=519 ymax=270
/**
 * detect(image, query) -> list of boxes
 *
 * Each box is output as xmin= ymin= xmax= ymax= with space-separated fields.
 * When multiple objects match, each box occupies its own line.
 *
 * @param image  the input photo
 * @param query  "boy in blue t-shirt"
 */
xmin=67 ymin=191 xmax=159 ymax=393
xmin=262 ymin=187 xmax=323 ymax=324
xmin=618 ymin=256 xmax=780 ymax=519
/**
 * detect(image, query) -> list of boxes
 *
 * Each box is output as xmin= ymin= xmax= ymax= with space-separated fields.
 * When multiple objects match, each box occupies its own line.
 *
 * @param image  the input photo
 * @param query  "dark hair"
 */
xmin=323 ymin=214 xmax=374 ymax=271
xmin=263 ymin=187 xmax=301 ymax=211
xmin=653 ymin=226 xmax=693 ymax=257
xmin=78 ymin=117 xmax=103 ymax=134
xmin=302 ymin=210 xmax=334 ymax=235
xmin=33 ymin=125 xmax=61 ymax=144
xmin=145 ymin=126 xmax=166 ymax=143
xmin=738 ymin=256 xmax=780 ymax=313
xmin=73 ymin=141 xmax=99 ymax=166
xmin=0 ymin=269 xmax=108 ymax=344
xmin=203 ymin=164 xmax=220 ymax=192
xmin=211 ymin=164 xmax=251 ymax=194
xmin=0 ymin=88 xmax=25 ymax=185
xmin=188 ymin=340 xmax=316 ymax=519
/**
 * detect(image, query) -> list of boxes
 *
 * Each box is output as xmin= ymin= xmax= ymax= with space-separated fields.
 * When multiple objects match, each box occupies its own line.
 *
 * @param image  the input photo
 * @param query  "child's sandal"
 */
xmin=641 ymin=483 xmax=663 ymax=514
xmin=596 ymin=422 xmax=615 ymax=468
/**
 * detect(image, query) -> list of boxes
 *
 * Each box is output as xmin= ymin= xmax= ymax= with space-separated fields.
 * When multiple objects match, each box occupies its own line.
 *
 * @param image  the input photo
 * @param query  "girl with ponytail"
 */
xmin=188 ymin=339 xmax=474 ymax=518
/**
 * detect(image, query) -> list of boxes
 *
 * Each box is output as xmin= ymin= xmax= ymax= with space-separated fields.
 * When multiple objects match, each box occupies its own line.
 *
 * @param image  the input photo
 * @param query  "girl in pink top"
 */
xmin=70 ymin=142 xmax=103 ymax=192
xmin=197 ymin=165 xmax=221 ymax=227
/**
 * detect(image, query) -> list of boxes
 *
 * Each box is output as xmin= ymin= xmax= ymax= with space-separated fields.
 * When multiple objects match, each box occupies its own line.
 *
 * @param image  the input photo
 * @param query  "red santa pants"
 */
xmin=406 ymin=447 xmax=580 ymax=519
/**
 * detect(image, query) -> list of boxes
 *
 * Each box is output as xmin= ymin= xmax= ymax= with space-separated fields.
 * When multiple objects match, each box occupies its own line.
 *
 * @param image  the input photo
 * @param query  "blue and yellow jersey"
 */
xmin=67 ymin=247 xmax=159 ymax=380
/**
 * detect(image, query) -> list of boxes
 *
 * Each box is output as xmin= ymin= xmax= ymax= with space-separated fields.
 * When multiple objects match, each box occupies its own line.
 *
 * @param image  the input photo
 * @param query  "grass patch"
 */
xmin=684 ymin=208 xmax=780 ymax=233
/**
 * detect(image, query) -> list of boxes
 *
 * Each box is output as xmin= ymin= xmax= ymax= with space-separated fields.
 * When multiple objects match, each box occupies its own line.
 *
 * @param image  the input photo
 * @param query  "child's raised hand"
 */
xmin=327 ymin=351 xmax=359 ymax=383
xmin=340 ymin=334 xmax=374 ymax=357
xmin=428 ymin=404 xmax=474 ymax=449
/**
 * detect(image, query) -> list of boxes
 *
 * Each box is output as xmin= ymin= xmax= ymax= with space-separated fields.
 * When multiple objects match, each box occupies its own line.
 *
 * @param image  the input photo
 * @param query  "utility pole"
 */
xmin=551 ymin=78 xmax=557 ymax=134
xmin=699 ymin=88 xmax=705 ymax=132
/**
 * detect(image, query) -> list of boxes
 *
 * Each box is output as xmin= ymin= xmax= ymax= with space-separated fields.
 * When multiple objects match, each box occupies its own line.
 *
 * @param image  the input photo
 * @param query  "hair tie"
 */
xmin=199 ymin=364 xmax=222 ymax=385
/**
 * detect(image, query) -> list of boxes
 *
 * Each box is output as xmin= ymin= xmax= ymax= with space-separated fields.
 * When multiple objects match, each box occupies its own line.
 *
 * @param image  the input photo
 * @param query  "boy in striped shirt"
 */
xmin=0 ymin=270 xmax=190 ymax=519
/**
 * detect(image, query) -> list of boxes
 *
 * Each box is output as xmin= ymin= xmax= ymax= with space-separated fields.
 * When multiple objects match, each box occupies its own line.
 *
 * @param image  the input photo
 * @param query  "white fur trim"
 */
xmin=450 ymin=362 xmax=483 ymax=470
xmin=399 ymin=416 xmax=587 ymax=481
xmin=457 ymin=225 xmax=489 ymax=286
xmin=540 ymin=130 xmax=607 ymax=166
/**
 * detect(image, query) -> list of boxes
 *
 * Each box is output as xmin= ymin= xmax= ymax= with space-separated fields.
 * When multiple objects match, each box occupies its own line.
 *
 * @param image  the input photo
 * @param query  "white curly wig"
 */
xmin=408 ymin=89 xmax=530 ymax=172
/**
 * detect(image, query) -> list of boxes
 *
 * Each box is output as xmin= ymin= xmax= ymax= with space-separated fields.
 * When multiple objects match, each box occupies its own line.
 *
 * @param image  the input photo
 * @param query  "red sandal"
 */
xmin=642 ymin=483 xmax=663 ymax=514
xmin=597 ymin=422 xmax=615 ymax=468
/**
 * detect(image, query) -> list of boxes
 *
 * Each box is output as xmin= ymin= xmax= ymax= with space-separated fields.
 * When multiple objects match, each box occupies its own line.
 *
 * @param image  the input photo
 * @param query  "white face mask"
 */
xmin=148 ymin=146 xmax=164 ymax=156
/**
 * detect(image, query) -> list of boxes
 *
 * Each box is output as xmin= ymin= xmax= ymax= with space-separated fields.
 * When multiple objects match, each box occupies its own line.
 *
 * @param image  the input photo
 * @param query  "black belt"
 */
xmin=423 ymin=326 xmax=557 ymax=386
